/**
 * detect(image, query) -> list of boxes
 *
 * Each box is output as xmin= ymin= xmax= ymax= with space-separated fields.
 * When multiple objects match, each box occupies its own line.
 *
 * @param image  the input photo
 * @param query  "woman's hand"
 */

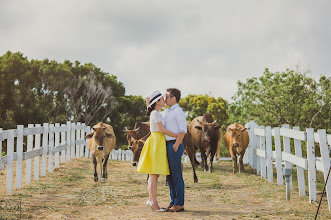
xmin=173 ymin=143 xmax=179 ymax=152
xmin=146 ymin=96 xmax=150 ymax=108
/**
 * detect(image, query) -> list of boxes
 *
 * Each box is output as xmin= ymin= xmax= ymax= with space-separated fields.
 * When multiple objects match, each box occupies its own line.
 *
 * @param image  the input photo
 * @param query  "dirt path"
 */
xmin=1 ymin=158 xmax=330 ymax=219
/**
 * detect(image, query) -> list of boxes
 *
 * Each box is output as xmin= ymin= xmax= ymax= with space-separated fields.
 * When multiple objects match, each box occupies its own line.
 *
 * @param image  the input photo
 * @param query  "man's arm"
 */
xmin=173 ymin=108 xmax=187 ymax=152
xmin=173 ymin=132 xmax=185 ymax=152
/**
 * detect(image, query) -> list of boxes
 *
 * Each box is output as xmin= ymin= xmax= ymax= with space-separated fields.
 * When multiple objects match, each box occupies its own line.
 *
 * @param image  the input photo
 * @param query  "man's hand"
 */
xmin=146 ymin=96 xmax=150 ymax=108
xmin=173 ymin=143 xmax=179 ymax=152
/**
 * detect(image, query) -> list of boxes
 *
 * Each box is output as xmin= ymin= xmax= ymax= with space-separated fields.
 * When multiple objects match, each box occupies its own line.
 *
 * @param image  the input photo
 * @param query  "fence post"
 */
xmin=260 ymin=126 xmax=267 ymax=179
xmin=85 ymin=126 xmax=90 ymax=158
xmin=318 ymin=129 xmax=331 ymax=211
xmin=255 ymin=123 xmax=261 ymax=175
xmin=7 ymin=130 xmax=14 ymax=195
xmin=293 ymin=126 xmax=305 ymax=196
xmin=71 ymin=123 xmax=76 ymax=158
xmin=34 ymin=124 xmax=41 ymax=180
xmin=16 ymin=125 xmax=24 ymax=189
xmin=41 ymin=123 xmax=49 ymax=176
xmin=266 ymin=126 xmax=273 ymax=183
xmin=48 ymin=124 xmax=54 ymax=173
xmin=251 ymin=122 xmax=257 ymax=171
xmin=26 ymin=124 xmax=34 ymax=185
xmin=80 ymin=123 xmax=85 ymax=158
xmin=306 ymin=128 xmax=317 ymax=203
xmin=55 ymin=123 xmax=60 ymax=168
xmin=66 ymin=121 xmax=71 ymax=161
xmin=274 ymin=127 xmax=283 ymax=186
xmin=61 ymin=124 xmax=66 ymax=163
xmin=76 ymin=122 xmax=81 ymax=158
xmin=282 ymin=124 xmax=292 ymax=189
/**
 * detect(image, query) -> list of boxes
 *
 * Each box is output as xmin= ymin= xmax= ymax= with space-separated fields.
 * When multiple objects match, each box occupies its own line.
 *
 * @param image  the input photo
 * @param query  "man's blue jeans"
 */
xmin=166 ymin=142 xmax=185 ymax=206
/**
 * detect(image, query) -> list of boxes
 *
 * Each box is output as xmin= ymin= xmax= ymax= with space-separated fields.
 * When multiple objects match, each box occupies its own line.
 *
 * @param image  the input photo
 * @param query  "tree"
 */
xmin=227 ymin=68 xmax=330 ymax=132
xmin=180 ymin=94 xmax=228 ymax=128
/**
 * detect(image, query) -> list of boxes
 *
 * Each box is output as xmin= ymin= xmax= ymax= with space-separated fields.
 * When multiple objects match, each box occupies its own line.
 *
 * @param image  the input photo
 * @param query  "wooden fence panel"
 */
xmin=318 ymin=129 xmax=331 ymax=212
xmin=266 ymin=126 xmax=273 ymax=183
xmin=71 ymin=123 xmax=75 ymax=158
xmin=16 ymin=125 xmax=24 ymax=189
xmin=259 ymin=126 xmax=267 ymax=179
xmin=306 ymin=128 xmax=317 ymax=202
xmin=26 ymin=124 xmax=34 ymax=185
xmin=48 ymin=124 xmax=54 ymax=173
xmin=61 ymin=124 xmax=66 ymax=163
xmin=294 ymin=126 xmax=305 ymax=196
xmin=76 ymin=122 xmax=81 ymax=158
xmin=274 ymin=127 xmax=283 ymax=186
xmin=41 ymin=123 xmax=49 ymax=176
xmin=282 ymin=124 xmax=292 ymax=189
xmin=34 ymin=124 xmax=41 ymax=181
xmin=66 ymin=121 xmax=71 ymax=161
xmin=6 ymin=130 xmax=14 ymax=195
xmin=55 ymin=123 xmax=60 ymax=168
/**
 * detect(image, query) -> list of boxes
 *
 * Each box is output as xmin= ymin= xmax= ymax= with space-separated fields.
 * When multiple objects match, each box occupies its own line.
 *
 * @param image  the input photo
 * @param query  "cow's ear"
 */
xmin=242 ymin=128 xmax=247 ymax=132
xmin=215 ymin=125 xmax=221 ymax=130
xmin=105 ymin=132 xmax=114 ymax=138
xmin=195 ymin=126 xmax=202 ymax=130
xmin=85 ymin=133 xmax=94 ymax=139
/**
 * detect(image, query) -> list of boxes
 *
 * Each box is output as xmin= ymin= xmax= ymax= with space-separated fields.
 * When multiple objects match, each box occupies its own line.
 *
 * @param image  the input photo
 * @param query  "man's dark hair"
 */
xmin=167 ymin=88 xmax=181 ymax=103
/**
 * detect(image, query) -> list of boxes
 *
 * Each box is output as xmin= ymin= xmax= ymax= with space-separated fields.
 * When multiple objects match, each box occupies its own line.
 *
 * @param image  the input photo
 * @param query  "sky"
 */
xmin=1 ymin=0 xmax=330 ymax=102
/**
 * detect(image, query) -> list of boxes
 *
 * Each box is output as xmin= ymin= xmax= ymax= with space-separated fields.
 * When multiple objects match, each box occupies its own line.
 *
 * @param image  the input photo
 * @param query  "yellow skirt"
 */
xmin=137 ymin=132 xmax=170 ymax=175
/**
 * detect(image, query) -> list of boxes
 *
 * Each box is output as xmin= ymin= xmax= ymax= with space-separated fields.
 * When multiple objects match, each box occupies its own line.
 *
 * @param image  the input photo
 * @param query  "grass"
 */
xmin=0 ymin=158 xmax=330 ymax=219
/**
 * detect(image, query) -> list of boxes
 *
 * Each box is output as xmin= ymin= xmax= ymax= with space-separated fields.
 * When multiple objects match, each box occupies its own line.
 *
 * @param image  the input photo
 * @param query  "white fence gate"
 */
xmin=243 ymin=121 xmax=331 ymax=212
xmin=0 ymin=122 xmax=134 ymax=196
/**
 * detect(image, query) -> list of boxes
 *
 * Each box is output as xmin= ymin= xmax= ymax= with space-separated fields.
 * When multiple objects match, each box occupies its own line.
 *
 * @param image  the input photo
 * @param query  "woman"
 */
xmin=137 ymin=90 xmax=178 ymax=212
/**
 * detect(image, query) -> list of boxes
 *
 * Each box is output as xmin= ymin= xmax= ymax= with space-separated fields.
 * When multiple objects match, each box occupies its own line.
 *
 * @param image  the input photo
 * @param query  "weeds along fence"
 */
xmin=243 ymin=121 xmax=331 ymax=212
xmin=0 ymin=122 xmax=136 ymax=196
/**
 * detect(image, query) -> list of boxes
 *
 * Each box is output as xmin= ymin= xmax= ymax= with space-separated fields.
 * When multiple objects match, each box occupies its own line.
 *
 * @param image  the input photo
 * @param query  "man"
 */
xmin=147 ymin=88 xmax=186 ymax=212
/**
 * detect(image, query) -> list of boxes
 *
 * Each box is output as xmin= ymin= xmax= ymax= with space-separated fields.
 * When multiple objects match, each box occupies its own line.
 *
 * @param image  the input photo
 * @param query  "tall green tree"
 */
xmin=227 ymin=68 xmax=330 ymax=132
xmin=180 ymin=94 xmax=228 ymax=128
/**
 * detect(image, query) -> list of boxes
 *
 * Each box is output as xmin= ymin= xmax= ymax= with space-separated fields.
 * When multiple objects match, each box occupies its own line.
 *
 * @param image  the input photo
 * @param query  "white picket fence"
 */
xmin=0 ymin=122 xmax=135 ymax=195
xmin=243 ymin=121 xmax=331 ymax=212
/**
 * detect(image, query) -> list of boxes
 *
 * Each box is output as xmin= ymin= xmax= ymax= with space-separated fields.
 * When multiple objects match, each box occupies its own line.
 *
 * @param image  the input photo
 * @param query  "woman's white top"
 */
xmin=150 ymin=110 xmax=164 ymax=132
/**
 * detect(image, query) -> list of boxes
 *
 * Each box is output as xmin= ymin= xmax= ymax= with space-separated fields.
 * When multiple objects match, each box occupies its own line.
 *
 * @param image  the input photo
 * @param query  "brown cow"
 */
xmin=190 ymin=113 xmax=222 ymax=174
xmin=85 ymin=122 xmax=116 ymax=182
xmin=129 ymin=132 xmax=150 ymax=166
xmin=123 ymin=121 xmax=150 ymax=147
xmin=224 ymin=123 xmax=249 ymax=173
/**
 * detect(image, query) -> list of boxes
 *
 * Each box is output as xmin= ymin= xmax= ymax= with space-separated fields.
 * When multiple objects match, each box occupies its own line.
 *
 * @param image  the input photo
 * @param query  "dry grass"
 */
xmin=1 ymin=158 xmax=331 ymax=219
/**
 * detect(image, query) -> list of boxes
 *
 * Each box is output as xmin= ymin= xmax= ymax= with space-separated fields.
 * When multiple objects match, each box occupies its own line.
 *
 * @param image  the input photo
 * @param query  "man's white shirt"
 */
xmin=161 ymin=104 xmax=187 ymax=141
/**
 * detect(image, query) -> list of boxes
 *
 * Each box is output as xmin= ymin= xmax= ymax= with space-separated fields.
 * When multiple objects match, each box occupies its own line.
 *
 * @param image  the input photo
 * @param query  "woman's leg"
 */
xmin=149 ymin=174 xmax=160 ymax=210
xmin=148 ymin=175 xmax=152 ymax=202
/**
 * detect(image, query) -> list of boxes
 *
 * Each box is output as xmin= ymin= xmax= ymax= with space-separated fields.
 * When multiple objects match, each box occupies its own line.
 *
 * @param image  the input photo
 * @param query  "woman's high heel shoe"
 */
xmin=147 ymin=201 xmax=165 ymax=212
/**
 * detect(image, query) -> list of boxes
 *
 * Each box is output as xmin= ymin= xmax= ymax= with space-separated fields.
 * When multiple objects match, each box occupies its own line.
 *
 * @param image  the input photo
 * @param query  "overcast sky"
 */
xmin=1 ymin=0 xmax=330 ymax=101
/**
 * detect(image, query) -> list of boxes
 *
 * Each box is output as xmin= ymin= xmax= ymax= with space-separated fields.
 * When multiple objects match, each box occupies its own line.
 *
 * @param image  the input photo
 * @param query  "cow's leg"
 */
xmin=230 ymin=149 xmax=238 ymax=173
xmin=92 ymin=153 xmax=98 ymax=182
xmin=96 ymin=156 xmax=104 ymax=181
xmin=209 ymin=149 xmax=216 ymax=173
xmin=102 ymin=153 xmax=110 ymax=179
xmin=239 ymin=150 xmax=246 ymax=173
xmin=188 ymin=148 xmax=198 ymax=183
xmin=200 ymin=148 xmax=208 ymax=172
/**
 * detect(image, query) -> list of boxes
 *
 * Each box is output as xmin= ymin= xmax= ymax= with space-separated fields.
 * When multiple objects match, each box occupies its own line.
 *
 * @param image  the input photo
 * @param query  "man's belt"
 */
xmin=166 ymin=140 xmax=176 ymax=145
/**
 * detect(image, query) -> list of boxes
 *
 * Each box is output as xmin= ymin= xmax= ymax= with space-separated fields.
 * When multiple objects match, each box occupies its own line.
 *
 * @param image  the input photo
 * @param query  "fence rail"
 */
xmin=243 ymin=121 xmax=331 ymax=212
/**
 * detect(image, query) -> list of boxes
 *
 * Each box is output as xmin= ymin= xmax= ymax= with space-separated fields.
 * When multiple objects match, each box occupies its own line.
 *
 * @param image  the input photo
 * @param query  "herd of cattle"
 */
xmin=85 ymin=114 xmax=249 ymax=182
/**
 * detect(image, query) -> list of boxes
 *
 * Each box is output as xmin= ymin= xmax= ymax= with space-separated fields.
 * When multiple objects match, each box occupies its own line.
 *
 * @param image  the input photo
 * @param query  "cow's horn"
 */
xmin=133 ymin=127 xmax=140 ymax=132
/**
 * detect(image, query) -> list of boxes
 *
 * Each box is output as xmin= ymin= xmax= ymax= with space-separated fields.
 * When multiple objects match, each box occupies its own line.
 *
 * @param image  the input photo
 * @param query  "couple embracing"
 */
xmin=137 ymin=88 xmax=186 ymax=212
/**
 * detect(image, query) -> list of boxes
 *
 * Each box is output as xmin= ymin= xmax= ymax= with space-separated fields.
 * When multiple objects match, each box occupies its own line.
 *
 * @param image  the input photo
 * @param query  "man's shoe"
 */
xmin=168 ymin=205 xmax=184 ymax=212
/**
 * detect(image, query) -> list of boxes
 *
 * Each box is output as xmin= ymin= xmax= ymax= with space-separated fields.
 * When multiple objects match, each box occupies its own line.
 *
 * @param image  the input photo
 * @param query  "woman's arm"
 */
xmin=156 ymin=122 xmax=178 ymax=138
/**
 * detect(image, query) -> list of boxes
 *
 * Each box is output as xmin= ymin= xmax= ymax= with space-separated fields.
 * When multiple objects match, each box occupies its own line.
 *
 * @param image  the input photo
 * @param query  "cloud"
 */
xmin=1 ymin=0 xmax=330 ymax=101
